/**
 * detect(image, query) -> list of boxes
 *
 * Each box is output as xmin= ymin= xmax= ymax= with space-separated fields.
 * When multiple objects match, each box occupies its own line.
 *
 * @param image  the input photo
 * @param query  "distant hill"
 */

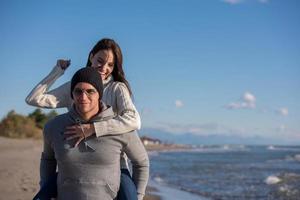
xmin=139 ymin=127 xmax=298 ymax=145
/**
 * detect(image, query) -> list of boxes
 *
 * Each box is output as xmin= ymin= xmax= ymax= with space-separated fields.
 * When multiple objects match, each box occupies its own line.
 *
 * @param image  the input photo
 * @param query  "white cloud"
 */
xmin=277 ymin=107 xmax=289 ymax=116
xmin=226 ymin=92 xmax=256 ymax=110
xmin=226 ymin=102 xmax=244 ymax=109
xmin=243 ymin=92 xmax=256 ymax=103
xmin=222 ymin=0 xmax=244 ymax=4
xmin=175 ymin=100 xmax=184 ymax=108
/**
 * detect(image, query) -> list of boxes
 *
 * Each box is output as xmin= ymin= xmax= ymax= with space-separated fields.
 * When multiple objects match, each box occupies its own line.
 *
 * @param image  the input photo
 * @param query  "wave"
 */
xmin=267 ymin=154 xmax=300 ymax=163
xmin=267 ymin=173 xmax=300 ymax=199
xmin=185 ymin=144 xmax=249 ymax=153
xmin=153 ymin=175 xmax=164 ymax=183
xmin=265 ymin=175 xmax=281 ymax=185
xmin=152 ymin=144 xmax=249 ymax=154
xmin=266 ymin=173 xmax=300 ymax=186
xmin=267 ymin=145 xmax=276 ymax=150
xmin=294 ymin=154 xmax=300 ymax=161
xmin=285 ymin=154 xmax=300 ymax=162
xmin=266 ymin=145 xmax=300 ymax=152
xmin=150 ymin=175 xmax=210 ymax=200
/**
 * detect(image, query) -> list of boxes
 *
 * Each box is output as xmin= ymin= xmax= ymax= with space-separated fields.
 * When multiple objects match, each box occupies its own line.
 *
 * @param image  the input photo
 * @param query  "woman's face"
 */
xmin=89 ymin=49 xmax=114 ymax=80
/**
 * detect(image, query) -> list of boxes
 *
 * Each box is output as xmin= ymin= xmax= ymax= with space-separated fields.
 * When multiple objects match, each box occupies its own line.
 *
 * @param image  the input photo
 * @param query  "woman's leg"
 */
xmin=117 ymin=169 xmax=138 ymax=200
xmin=32 ymin=172 xmax=57 ymax=200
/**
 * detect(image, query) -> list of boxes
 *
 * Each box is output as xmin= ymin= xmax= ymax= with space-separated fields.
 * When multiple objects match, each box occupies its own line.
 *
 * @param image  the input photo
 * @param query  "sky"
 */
xmin=0 ymin=0 xmax=299 ymax=144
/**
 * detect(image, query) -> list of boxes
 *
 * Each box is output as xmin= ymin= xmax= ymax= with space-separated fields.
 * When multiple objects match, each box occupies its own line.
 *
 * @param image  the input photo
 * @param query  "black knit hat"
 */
xmin=71 ymin=67 xmax=103 ymax=99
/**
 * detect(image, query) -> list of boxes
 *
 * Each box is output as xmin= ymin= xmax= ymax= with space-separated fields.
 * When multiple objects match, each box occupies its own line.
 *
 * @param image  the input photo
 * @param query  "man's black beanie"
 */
xmin=71 ymin=67 xmax=103 ymax=99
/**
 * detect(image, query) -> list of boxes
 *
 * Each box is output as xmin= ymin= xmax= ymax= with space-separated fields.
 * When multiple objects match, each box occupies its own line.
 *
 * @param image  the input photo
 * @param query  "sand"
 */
xmin=0 ymin=137 xmax=42 ymax=200
xmin=0 ymin=136 xmax=160 ymax=200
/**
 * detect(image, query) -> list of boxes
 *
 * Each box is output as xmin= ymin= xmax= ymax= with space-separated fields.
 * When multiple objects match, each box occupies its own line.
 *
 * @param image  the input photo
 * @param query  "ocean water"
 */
xmin=149 ymin=145 xmax=300 ymax=200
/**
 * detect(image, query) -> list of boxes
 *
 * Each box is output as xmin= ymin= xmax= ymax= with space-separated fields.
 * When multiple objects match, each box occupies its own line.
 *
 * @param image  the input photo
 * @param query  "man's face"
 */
xmin=72 ymin=82 xmax=100 ymax=116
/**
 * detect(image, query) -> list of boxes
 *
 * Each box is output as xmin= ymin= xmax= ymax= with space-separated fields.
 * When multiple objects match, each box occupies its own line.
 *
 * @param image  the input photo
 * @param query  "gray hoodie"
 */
xmin=40 ymin=103 xmax=149 ymax=200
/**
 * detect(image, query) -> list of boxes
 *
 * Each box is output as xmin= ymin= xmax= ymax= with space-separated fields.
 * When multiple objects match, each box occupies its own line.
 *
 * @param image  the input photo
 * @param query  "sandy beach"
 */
xmin=0 ymin=136 xmax=160 ymax=200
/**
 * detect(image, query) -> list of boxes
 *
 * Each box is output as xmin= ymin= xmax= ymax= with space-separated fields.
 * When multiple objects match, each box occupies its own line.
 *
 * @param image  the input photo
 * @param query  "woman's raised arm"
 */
xmin=25 ymin=60 xmax=72 ymax=109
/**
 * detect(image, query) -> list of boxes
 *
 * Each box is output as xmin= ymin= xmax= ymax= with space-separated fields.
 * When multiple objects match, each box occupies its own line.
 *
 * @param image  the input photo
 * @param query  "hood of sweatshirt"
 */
xmin=66 ymin=101 xmax=115 ymax=151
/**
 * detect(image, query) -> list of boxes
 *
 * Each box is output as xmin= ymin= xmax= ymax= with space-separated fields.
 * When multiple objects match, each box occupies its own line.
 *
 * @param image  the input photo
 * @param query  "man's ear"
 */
xmin=98 ymin=100 xmax=103 ymax=111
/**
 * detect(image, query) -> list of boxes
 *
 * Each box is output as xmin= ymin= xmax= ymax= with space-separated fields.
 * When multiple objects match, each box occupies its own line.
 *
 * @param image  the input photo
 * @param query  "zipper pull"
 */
xmin=75 ymin=118 xmax=87 ymax=150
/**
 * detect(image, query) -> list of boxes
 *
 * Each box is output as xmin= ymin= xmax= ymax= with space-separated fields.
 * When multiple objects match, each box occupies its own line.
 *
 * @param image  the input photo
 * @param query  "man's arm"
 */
xmin=123 ymin=131 xmax=149 ymax=200
xmin=40 ymin=125 xmax=57 ymax=187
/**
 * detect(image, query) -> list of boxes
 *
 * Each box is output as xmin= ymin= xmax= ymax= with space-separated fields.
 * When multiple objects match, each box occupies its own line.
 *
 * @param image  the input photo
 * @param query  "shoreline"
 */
xmin=147 ymin=143 xmax=198 ymax=200
xmin=145 ymin=186 xmax=162 ymax=200
xmin=145 ymin=146 xmax=208 ymax=200
xmin=147 ymin=179 xmax=207 ymax=200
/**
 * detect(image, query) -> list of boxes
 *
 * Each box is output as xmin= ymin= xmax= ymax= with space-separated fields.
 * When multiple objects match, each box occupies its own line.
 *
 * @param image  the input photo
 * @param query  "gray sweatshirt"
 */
xmin=40 ymin=103 xmax=149 ymax=200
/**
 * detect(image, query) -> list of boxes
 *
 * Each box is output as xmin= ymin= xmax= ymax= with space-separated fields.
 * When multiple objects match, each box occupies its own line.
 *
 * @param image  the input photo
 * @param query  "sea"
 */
xmin=148 ymin=145 xmax=300 ymax=200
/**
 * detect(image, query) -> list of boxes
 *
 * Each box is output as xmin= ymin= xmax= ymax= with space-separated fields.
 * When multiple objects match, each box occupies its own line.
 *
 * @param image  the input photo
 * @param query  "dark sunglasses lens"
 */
xmin=73 ymin=89 xmax=83 ymax=96
xmin=86 ymin=89 xmax=96 ymax=95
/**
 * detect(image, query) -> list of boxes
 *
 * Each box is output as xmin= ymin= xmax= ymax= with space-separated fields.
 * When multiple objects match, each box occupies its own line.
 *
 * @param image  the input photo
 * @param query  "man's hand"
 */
xmin=56 ymin=59 xmax=71 ymax=70
xmin=64 ymin=123 xmax=95 ymax=147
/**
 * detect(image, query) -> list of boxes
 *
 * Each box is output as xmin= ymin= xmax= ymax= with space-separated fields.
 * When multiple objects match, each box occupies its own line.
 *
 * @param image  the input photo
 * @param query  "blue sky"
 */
xmin=1 ymin=0 xmax=299 ymax=144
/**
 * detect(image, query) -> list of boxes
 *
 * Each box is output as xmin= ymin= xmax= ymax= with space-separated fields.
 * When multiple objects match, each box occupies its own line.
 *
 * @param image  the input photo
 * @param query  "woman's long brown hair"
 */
xmin=86 ymin=38 xmax=132 ymax=96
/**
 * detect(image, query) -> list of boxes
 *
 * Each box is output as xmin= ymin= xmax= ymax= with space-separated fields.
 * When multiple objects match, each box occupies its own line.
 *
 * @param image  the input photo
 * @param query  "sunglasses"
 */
xmin=73 ymin=88 xmax=97 ymax=97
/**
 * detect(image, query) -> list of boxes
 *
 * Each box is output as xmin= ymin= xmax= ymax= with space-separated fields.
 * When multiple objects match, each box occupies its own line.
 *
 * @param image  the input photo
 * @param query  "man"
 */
xmin=39 ymin=67 xmax=149 ymax=200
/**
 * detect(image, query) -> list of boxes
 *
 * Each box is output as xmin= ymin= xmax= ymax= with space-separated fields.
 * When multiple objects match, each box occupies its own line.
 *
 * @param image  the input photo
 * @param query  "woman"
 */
xmin=27 ymin=38 xmax=141 ymax=200
xmin=39 ymin=67 xmax=149 ymax=200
